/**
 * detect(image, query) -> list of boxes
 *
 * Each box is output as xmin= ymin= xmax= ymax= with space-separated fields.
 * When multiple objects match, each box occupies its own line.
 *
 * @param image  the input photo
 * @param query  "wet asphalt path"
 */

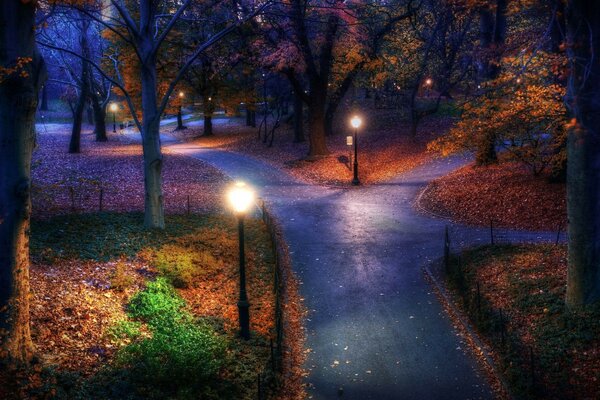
xmin=165 ymin=138 xmax=556 ymax=400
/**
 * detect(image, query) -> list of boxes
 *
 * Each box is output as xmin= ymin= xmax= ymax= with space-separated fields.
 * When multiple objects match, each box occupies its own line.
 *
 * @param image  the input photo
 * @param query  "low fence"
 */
xmin=442 ymin=224 xmax=569 ymax=398
xmin=256 ymin=199 xmax=292 ymax=400
xmin=31 ymin=183 xmax=219 ymax=217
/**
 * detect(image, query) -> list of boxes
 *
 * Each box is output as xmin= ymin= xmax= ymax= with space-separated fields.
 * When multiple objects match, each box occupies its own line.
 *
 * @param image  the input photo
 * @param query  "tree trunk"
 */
xmin=203 ymin=95 xmax=214 ymax=136
xmin=176 ymin=106 xmax=186 ymax=130
xmin=40 ymin=84 xmax=49 ymax=111
xmin=204 ymin=115 xmax=213 ymax=136
xmin=86 ymin=104 xmax=94 ymax=125
xmin=293 ymin=92 xmax=304 ymax=142
xmin=69 ymin=20 xmax=90 ymax=154
xmin=306 ymin=94 xmax=329 ymax=157
xmin=69 ymin=87 xmax=86 ymax=153
xmin=141 ymin=57 xmax=165 ymax=229
xmin=0 ymin=0 xmax=43 ymax=366
xmin=91 ymin=92 xmax=107 ymax=142
xmin=565 ymin=0 xmax=600 ymax=307
xmin=475 ymin=135 xmax=498 ymax=166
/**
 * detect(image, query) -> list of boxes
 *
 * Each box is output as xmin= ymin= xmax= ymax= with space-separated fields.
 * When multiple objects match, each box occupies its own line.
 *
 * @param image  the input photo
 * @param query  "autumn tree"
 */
xmin=0 ymin=0 xmax=46 ymax=366
xmin=256 ymin=0 xmax=415 ymax=157
xmin=564 ymin=0 xmax=600 ymax=306
xmin=64 ymin=0 xmax=269 ymax=228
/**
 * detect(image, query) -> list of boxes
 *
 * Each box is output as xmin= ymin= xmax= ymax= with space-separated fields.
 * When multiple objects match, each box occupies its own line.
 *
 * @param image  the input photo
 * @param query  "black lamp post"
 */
xmin=351 ymin=115 xmax=362 ymax=185
xmin=227 ymin=181 xmax=255 ymax=340
xmin=110 ymin=103 xmax=117 ymax=132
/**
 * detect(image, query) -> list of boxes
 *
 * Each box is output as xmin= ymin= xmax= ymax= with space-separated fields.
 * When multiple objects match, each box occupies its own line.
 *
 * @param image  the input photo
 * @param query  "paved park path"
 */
xmin=163 ymin=134 xmax=561 ymax=400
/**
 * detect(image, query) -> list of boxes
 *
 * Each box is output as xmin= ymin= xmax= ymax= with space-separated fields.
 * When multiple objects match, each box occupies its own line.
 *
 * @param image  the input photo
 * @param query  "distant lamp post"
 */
xmin=227 ymin=181 xmax=255 ymax=340
xmin=424 ymin=78 xmax=433 ymax=97
xmin=350 ymin=116 xmax=362 ymax=185
xmin=110 ymin=103 xmax=118 ymax=132
xmin=176 ymin=91 xmax=186 ymax=130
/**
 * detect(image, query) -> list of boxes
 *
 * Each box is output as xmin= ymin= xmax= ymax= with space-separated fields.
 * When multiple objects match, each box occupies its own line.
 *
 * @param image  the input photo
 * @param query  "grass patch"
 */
xmin=446 ymin=244 xmax=600 ymax=399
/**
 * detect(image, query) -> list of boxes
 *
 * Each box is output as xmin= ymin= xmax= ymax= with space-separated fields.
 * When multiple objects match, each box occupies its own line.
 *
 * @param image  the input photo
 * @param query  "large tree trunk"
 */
xmin=0 ymin=0 xmax=44 ymax=366
xmin=293 ymin=92 xmax=304 ymax=142
xmin=565 ymin=0 xmax=600 ymax=307
xmin=306 ymin=94 xmax=329 ymax=157
xmin=140 ymin=58 xmax=165 ymax=229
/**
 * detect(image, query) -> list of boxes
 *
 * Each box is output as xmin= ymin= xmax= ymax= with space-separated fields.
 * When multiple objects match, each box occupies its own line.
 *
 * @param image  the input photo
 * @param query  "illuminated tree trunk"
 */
xmin=565 ymin=0 xmax=600 ymax=306
xmin=0 ymin=0 xmax=44 ymax=366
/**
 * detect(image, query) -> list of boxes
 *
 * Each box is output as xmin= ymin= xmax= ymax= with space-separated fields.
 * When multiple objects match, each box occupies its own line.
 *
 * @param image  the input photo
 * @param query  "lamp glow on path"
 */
xmin=350 ymin=115 xmax=362 ymax=185
xmin=227 ymin=181 xmax=255 ymax=340
xmin=110 ymin=103 xmax=118 ymax=132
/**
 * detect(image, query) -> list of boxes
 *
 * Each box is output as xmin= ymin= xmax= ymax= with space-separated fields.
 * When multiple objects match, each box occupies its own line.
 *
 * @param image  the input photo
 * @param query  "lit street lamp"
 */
xmin=227 ymin=181 xmax=255 ymax=340
xmin=176 ymin=91 xmax=186 ymax=130
xmin=350 ymin=116 xmax=362 ymax=185
xmin=110 ymin=103 xmax=118 ymax=132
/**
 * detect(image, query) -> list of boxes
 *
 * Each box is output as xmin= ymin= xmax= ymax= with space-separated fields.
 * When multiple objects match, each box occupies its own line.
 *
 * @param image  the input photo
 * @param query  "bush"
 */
xmin=118 ymin=278 xmax=226 ymax=389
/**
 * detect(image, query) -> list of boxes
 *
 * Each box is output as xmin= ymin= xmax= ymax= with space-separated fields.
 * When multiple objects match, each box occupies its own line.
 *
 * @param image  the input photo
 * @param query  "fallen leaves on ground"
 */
xmin=169 ymin=110 xmax=452 ymax=186
xmin=32 ymin=124 xmax=228 ymax=217
xmin=419 ymin=160 xmax=566 ymax=231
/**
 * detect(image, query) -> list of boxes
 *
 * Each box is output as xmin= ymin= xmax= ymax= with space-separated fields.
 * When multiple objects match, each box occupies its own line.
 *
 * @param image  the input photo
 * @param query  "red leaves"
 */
xmin=420 ymin=161 xmax=567 ymax=231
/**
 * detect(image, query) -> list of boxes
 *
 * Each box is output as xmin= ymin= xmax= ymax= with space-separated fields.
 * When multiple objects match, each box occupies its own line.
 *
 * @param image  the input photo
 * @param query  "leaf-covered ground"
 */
xmin=0 ymin=124 xmax=306 ymax=399
xmin=419 ymin=161 xmax=567 ymax=231
xmin=446 ymin=244 xmax=600 ymax=399
xmin=32 ymin=123 xmax=228 ymax=216
xmin=167 ymin=108 xmax=452 ymax=186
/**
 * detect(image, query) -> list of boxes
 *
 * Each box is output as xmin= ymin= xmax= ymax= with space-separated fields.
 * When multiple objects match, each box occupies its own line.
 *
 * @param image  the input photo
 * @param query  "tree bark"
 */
xmin=69 ymin=19 xmax=91 ymax=154
xmin=69 ymin=86 xmax=86 ymax=153
xmin=0 ymin=0 xmax=44 ymax=366
xmin=203 ymin=95 xmax=214 ymax=136
xmin=140 ymin=54 xmax=165 ymax=229
xmin=175 ymin=106 xmax=186 ymax=130
xmin=91 ymin=90 xmax=107 ymax=142
xmin=565 ymin=0 xmax=600 ymax=306
xmin=306 ymin=90 xmax=329 ymax=157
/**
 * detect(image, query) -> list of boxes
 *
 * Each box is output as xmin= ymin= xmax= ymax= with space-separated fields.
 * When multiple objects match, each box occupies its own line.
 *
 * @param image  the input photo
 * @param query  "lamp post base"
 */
xmin=352 ymin=178 xmax=360 ymax=185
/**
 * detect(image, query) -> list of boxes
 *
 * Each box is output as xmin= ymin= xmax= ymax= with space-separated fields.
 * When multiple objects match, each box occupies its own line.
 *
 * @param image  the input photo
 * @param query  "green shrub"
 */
xmin=127 ymin=278 xmax=187 ymax=329
xmin=118 ymin=278 xmax=226 ymax=389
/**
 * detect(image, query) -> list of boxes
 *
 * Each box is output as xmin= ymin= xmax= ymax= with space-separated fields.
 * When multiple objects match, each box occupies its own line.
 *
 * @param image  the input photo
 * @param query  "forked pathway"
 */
xmin=167 ymin=138 xmax=555 ymax=400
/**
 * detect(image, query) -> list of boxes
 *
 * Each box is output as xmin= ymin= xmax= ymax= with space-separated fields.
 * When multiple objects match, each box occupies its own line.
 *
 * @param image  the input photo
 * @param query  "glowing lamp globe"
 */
xmin=350 ymin=116 xmax=362 ymax=129
xmin=179 ymin=91 xmax=184 ymax=98
xmin=425 ymin=78 xmax=433 ymax=86
xmin=110 ymin=103 xmax=118 ymax=112
xmin=227 ymin=182 xmax=254 ymax=214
